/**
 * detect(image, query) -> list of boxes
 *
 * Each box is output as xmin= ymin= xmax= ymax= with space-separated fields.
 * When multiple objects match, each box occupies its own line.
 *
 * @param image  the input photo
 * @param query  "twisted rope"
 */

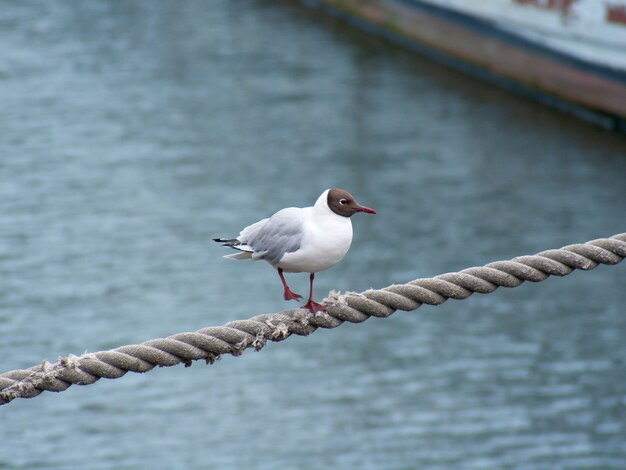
xmin=1 ymin=233 xmax=625 ymax=406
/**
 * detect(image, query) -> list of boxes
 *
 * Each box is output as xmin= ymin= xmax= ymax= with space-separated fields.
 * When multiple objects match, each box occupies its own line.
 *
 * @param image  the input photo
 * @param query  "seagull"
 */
xmin=213 ymin=188 xmax=376 ymax=313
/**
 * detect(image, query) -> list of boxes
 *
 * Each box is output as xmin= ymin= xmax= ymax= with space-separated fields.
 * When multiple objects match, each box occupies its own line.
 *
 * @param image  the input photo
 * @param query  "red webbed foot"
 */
xmin=304 ymin=299 xmax=325 ymax=314
xmin=283 ymin=288 xmax=303 ymax=302
xmin=278 ymin=268 xmax=302 ymax=301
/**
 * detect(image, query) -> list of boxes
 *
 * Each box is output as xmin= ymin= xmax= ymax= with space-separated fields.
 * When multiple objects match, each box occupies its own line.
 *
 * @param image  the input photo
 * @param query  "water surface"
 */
xmin=1 ymin=1 xmax=626 ymax=469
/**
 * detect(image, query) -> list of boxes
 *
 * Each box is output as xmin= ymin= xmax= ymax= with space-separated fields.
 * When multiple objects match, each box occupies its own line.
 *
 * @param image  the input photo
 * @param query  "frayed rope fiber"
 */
xmin=1 ymin=233 xmax=625 ymax=406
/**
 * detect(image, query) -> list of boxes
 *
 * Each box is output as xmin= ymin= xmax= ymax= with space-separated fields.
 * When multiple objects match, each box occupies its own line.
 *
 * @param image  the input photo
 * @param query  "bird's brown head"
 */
xmin=327 ymin=188 xmax=376 ymax=217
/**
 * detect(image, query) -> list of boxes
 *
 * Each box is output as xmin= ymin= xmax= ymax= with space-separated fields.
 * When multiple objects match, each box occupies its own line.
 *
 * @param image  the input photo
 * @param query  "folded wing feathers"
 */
xmin=213 ymin=218 xmax=271 ymax=261
xmin=213 ymin=211 xmax=303 ymax=265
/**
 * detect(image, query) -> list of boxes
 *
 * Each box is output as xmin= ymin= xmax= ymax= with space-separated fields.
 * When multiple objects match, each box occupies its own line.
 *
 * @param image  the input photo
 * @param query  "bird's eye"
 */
xmin=339 ymin=198 xmax=348 ymax=205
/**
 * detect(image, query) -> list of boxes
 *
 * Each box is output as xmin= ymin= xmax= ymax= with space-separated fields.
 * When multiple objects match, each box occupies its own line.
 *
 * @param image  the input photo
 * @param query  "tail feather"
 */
xmin=223 ymin=251 xmax=253 ymax=261
xmin=213 ymin=237 xmax=254 ymax=260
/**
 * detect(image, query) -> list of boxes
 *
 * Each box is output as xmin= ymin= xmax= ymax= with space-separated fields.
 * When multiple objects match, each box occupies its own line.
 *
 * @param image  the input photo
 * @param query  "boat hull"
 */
xmin=300 ymin=0 xmax=626 ymax=131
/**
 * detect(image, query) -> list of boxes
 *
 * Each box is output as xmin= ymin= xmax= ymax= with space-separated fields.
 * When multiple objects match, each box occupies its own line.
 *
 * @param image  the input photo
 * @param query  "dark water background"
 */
xmin=1 ymin=1 xmax=626 ymax=468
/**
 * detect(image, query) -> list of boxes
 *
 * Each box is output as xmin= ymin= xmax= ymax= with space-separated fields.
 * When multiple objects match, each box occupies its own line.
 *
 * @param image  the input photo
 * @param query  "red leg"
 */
xmin=278 ymin=268 xmax=302 ymax=301
xmin=303 ymin=273 xmax=325 ymax=314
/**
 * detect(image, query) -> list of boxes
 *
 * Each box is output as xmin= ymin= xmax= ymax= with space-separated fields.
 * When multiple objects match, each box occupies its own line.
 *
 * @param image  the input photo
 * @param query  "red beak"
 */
xmin=356 ymin=204 xmax=376 ymax=214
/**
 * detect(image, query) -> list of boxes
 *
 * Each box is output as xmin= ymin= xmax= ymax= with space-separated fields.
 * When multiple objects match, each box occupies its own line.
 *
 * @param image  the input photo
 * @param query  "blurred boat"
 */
xmin=299 ymin=0 xmax=626 ymax=131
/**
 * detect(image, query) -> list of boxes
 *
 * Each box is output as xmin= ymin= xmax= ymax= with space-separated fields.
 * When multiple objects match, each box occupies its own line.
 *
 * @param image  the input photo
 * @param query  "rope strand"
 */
xmin=1 ymin=233 xmax=625 ymax=406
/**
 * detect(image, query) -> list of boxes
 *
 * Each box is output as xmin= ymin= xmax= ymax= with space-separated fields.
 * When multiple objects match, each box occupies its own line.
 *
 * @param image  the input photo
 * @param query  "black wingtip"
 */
xmin=213 ymin=238 xmax=241 ymax=247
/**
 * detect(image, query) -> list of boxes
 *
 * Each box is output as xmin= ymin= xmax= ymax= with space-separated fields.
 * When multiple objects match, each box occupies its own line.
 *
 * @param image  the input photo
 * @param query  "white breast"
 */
xmin=277 ymin=211 xmax=353 ymax=273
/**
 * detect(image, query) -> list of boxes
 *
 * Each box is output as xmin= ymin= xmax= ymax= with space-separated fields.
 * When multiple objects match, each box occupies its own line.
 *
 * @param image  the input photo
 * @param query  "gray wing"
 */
xmin=241 ymin=208 xmax=304 ymax=266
